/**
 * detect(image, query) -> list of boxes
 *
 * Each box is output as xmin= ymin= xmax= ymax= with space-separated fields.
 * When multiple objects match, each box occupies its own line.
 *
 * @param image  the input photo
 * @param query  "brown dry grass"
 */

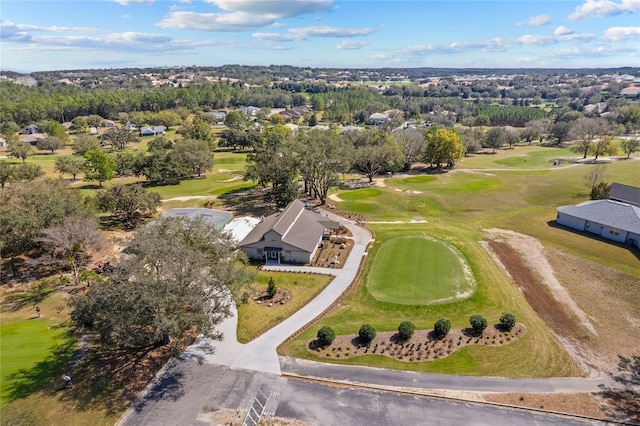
xmin=484 ymin=392 xmax=607 ymax=418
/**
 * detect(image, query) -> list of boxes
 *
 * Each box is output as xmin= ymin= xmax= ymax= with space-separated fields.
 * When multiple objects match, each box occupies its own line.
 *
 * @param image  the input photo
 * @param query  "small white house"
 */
xmin=140 ymin=126 xmax=166 ymax=136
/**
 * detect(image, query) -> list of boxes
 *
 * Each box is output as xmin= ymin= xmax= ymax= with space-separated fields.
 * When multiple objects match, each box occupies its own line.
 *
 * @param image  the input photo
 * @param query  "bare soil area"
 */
xmin=483 ymin=392 xmax=607 ymax=418
xmin=307 ymin=324 xmax=526 ymax=362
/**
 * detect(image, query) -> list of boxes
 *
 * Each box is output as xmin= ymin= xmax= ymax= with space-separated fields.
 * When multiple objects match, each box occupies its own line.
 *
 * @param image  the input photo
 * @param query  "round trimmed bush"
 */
xmin=398 ymin=321 xmax=416 ymax=340
xmin=358 ymin=324 xmax=376 ymax=345
xmin=499 ymin=312 xmax=516 ymax=331
xmin=469 ymin=315 xmax=488 ymax=335
xmin=317 ymin=326 xmax=335 ymax=347
xmin=433 ymin=318 xmax=451 ymax=338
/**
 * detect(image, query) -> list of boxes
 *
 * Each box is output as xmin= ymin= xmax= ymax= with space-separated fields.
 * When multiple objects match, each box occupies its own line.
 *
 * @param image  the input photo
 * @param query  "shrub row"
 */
xmin=316 ymin=313 xmax=517 ymax=347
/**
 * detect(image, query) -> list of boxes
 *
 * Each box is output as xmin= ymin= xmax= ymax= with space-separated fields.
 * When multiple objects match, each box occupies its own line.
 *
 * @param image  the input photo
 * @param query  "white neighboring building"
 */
xmin=556 ymin=200 xmax=640 ymax=248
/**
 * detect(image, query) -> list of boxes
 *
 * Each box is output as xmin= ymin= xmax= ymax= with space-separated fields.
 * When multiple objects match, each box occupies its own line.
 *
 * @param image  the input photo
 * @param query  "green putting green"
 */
xmin=366 ymin=235 xmax=476 ymax=305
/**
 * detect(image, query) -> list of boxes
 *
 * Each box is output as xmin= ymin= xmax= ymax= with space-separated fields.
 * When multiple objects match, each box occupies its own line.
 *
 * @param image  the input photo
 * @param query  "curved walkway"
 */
xmin=181 ymin=210 xmax=374 ymax=375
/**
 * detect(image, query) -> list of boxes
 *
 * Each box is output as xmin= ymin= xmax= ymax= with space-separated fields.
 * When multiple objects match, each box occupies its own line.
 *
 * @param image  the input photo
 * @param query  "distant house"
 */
xmin=160 ymin=208 xmax=233 ymax=231
xmin=236 ymin=106 xmax=261 ymax=117
xmin=620 ymin=86 xmax=640 ymax=98
xmin=0 ymin=137 xmax=6 ymax=148
xmin=209 ymin=111 xmax=227 ymax=121
xmin=239 ymin=200 xmax=339 ymax=264
xmin=20 ymin=124 xmax=40 ymax=135
xmin=367 ymin=112 xmax=390 ymax=125
xmin=140 ymin=126 xmax=166 ymax=136
xmin=556 ymin=200 xmax=640 ymax=248
xmin=19 ymin=134 xmax=44 ymax=145
xmin=103 ymin=120 xmax=115 ymax=127
xmin=610 ymin=183 xmax=640 ymax=206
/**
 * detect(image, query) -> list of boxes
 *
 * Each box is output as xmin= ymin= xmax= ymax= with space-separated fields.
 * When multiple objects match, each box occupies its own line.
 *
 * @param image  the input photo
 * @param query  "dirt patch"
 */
xmin=484 ymin=392 xmax=607 ymax=419
xmin=484 ymin=239 xmax=603 ymax=376
xmin=484 ymin=228 xmax=597 ymax=336
xmin=307 ymin=324 xmax=526 ymax=362
xmin=251 ymin=288 xmax=292 ymax=307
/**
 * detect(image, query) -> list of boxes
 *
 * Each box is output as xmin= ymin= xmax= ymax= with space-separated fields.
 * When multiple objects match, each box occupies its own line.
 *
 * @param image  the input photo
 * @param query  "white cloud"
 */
xmin=160 ymin=0 xmax=333 ymax=31
xmin=158 ymin=11 xmax=277 ymax=31
xmin=554 ymin=26 xmax=574 ymax=36
xmin=205 ymin=0 xmax=331 ymax=17
xmin=0 ymin=20 xmax=98 ymax=42
xmin=602 ymin=26 xmax=640 ymax=41
xmin=336 ymin=40 xmax=369 ymax=50
xmin=113 ymin=0 xmax=155 ymax=5
xmin=517 ymin=14 xmax=551 ymax=26
xmin=568 ymin=0 xmax=640 ymax=20
xmin=253 ymin=26 xmax=373 ymax=42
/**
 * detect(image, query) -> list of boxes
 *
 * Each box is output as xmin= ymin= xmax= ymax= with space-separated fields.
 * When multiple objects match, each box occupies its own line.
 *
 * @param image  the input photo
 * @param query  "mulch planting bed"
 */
xmin=307 ymin=323 xmax=527 ymax=362
xmin=251 ymin=288 xmax=292 ymax=307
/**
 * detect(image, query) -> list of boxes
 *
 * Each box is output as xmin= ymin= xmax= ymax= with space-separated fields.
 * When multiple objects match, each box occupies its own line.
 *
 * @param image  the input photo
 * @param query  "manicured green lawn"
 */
xmin=366 ymin=235 xmax=475 ymax=305
xmin=236 ymin=271 xmax=333 ymax=343
xmin=280 ymin=224 xmax=582 ymax=378
xmin=0 ymin=291 xmax=77 ymax=408
xmin=0 ymin=320 xmax=76 ymax=407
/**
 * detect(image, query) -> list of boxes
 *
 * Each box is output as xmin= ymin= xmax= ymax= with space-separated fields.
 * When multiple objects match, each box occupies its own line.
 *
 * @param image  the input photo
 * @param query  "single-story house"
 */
xmin=140 ymin=126 xmax=166 ymax=136
xmin=239 ymin=199 xmax=339 ymax=264
xmin=620 ymin=86 xmax=640 ymax=98
xmin=160 ymin=208 xmax=233 ymax=231
xmin=556 ymin=200 xmax=640 ymax=248
xmin=103 ymin=120 xmax=115 ymax=127
xmin=0 ymin=137 xmax=6 ymax=148
xmin=610 ymin=183 xmax=640 ymax=207
xmin=19 ymin=134 xmax=44 ymax=145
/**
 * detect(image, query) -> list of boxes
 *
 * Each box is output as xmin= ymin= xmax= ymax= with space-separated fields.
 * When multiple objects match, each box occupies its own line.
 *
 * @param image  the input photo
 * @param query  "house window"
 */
xmin=285 ymin=251 xmax=292 ymax=257
xmin=609 ymin=228 xmax=620 ymax=236
xmin=257 ymin=249 xmax=263 ymax=255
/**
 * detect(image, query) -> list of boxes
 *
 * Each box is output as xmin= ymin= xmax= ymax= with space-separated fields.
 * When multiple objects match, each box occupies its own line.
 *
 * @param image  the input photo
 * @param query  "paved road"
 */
xmin=280 ymin=357 xmax=616 ymax=393
xmin=120 ymin=360 xmax=605 ymax=426
xmin=181 ymin=210 xmax=374 ymax=375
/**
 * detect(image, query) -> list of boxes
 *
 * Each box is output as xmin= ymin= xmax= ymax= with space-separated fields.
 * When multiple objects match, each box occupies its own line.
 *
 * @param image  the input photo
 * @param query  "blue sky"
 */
xmin=1 ymin=0 xmax=639 ymax=72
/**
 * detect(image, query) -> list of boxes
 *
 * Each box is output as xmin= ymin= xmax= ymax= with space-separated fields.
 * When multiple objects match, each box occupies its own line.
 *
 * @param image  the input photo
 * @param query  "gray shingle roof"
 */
xmin=240 ymin=200 xmax=332 ymax=253
xmin=557 ymin=200 xmax=640 ymax=233
xmin=610 ymin=183 xmax=640 ymax=206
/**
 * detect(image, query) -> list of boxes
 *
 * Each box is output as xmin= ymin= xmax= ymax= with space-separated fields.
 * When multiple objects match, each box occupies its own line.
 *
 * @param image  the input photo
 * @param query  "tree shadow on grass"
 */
xmin=3 ymin=333 xmax=77 ymax=403
xmin=596 ymin=355 xmax=640 ymax=423
xmin=58 ymin=344 xmax=181 ymax=417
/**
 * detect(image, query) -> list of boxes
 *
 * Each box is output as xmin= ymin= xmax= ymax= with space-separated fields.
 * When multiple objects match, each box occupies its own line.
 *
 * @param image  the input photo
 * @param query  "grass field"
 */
xmin=366 ymin=235 xmax=475 ymax=305
xmin=281 ymin=146 xmax=639 ymax=377
xmin=236 ymin=271 xmax=334 ymax=343
xmin=280 ymin=224 xmax=582 ymax=378
xmin=0 ymin=291 xmax=77 ymax=408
